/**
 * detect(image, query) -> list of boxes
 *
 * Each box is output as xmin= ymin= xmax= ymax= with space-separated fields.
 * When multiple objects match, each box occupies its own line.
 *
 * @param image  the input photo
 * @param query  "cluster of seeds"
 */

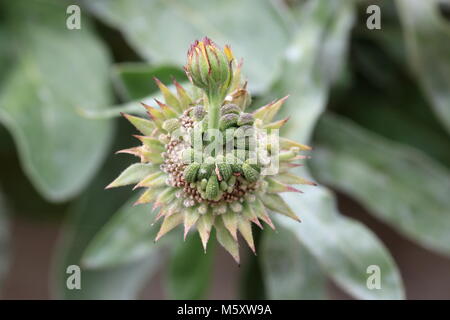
xmin=180 ymin=108 xmax=194 ymax=129
xmin=161 ymin=137 xmax=262 ymax=208
xmin=159 ymin=102 xmax=267 ymax=211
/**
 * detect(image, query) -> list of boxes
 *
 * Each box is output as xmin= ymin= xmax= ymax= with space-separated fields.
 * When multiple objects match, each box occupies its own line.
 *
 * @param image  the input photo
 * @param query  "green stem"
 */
xmin=206 ymin=92 xmax=223 ymax=157
xmin=207 ymin=93 xmax=221 ymax=130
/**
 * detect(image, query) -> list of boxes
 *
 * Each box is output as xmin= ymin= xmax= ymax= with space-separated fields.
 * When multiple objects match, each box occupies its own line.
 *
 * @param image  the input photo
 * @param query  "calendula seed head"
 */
xmin=109 ymin=38 xmax=314 ymax=263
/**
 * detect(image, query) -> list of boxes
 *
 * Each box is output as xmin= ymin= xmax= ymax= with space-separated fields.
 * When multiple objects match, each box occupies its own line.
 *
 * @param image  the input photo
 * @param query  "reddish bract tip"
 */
xmin=202 ymin=36 xmax=213 ymax=46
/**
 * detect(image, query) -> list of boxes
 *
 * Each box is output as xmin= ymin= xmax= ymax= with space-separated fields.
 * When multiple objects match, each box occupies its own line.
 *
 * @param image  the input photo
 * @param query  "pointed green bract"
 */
xmin=197 ymin=213 xmax=215 ymax=251
xmin=280 ymin=137 xmax=312 ymax=151
xmin=238 ymin=217 xmax=255 ymax=253
xmin=156 ymin=213 xmax=184 ymax=241
xmin=135 ymin=136 xmax=164 ymax=152
xmin=215 ymin=219 xmax=240 ymax=263
xmin=252 ymin=96 xmax=288 ymax=123
xmin=260 ymin=194 xmax=301 ymax=222
xmin=242 ymin=202 xmax=263 ymax=229
xmin=173 ymin=79 xmax=192 ymax=109
xmin=135 ymin=171 xmax=166 ymax=188
xmin=154 ymin=77 xmax=182 ymax=112
xmin=184 ymin=208 xmax=200 ymax=239
xmin=276 ymin=172 xmax=317 ymax=186
xmin=263 ymin=117 xmax=289 ymax=129
xmin=154 ymin=187 xmax=177 ymax=207
xmin=156 ymin=99 xmax=179 ymax=119
xmin=253 ymin=198 xmax=276 ymax=229
xmin=106 ymin=163 xmax=158 ymax=189
xmin=266 ymin=178 xmax=301 ymax=194
xmin=135 ymin=187 xmax=163 ymax=205
xmin=123 ymin=113 xmax=155 ymax=136
xmin=222 ymin=212 xmax=238 ymax=240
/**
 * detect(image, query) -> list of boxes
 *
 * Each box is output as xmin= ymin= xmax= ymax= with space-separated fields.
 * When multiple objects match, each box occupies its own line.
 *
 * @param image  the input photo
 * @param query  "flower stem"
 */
xmin=206 ymin=92 xmax=223 ymax=157
xmin=207 ymin=93 xmax=221 ymax=130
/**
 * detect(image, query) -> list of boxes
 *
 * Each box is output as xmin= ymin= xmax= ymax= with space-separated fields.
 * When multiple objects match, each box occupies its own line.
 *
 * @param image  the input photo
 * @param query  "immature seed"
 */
xmin=219 ymin=113 xmax=239 ymax=131
xmin=206 ymin=175 xmax=220 ymax=200
xmin=218 ymin=162 xmax=232 ymax=181
xmin=183 ymin=162 xmax=200 ymax=183
xmin=162 ymin=119 xmax=180 ymax=132
xmin=220 ymin=103 xmax=241 ymax=115
xmin=237 ymin=113 xmax=254 ymax=126
xmin=242 ymin=163 xmax=260 ymax=183
xmin=197 ymin=163 xmax=214 ymax=180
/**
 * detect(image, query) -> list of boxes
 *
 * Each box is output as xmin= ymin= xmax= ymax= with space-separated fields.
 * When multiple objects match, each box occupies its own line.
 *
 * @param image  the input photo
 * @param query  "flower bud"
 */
xmin=185 ymin=37 xmax=234 ymax=97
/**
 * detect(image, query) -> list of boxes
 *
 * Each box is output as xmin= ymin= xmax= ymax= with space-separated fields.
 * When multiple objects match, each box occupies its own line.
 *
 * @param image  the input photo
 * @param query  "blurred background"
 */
xmin=0 ymin=0 xmax=449 ymax=299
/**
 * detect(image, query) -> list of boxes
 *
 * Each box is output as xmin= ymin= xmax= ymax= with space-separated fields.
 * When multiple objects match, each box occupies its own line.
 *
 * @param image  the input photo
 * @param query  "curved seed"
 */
xmin=218 ymin=163 xmax=232 ymax=181
xmin=237 ymin=113 xmax=254 ymax=126
xmin=200 ymin=178 xmax=208 ymax=190
xmin=192 ymin=105 xmax=206 ymax=120
xmin=197 ymin=163 xmax=214 ymax=180
xmin=162 ymin=119 xmax=180 ymax=133
xmin=206 ymin=175 xmax=219 ymax=200
xmin=219 ymin=113 xmax=239 ymax=131
xmin=220 ymin=103 xmax=241 ymax=115
xmin=242 ymin=163 xmax=260 ymax=183
xmin=220 ymin=181 xmax=228 ymax=191
xmin=183 ymin=162 xmax=200 ymax=183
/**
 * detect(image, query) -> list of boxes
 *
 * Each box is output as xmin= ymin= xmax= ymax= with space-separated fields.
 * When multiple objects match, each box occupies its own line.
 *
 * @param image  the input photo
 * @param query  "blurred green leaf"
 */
xmin=53 ymin=121 xmax=161 ymax=299
xmin=166 ymin=234 xmax=215 ymax=299
xmin=274 ymin=0 xmax=355 ymax=142
xmin=112 ymin=63 xmax=186 ymax=100
xmin=79 ymin=83 xmax=192 ymax=119
xmin=54 ymin=183 xmax=158 ymax=299
xmin=270 ymin=0 xmax=404 ymax=299
xmin=0 ymin=23 xmax=14 ymax=88
xmin=239 ymin=255 xmax=266 ymax=299
xmin=278 ymin=186 xmax=404 ymax=300
xmin=80 ymin=64 xmax=192 ymax=270
xmin=0 ymin=190 xmax=10 ymax=295
xmin=0 ymin=1 xmax=113 ymax=202
xmin=397 ymin=0 xmax=450 ymax=134
xmin=107 ymin=163 xmax=157 ymax=189
xmin=79 ymin=92 xmax=160 ymax=119
xmin=336 ymin=18 xmax=450 ymax=168
xmin=311 ymin=113 xmax=450 ymax=256
xmin=80 ymin=64 xmax=193 ymax=120
xmin=83 ymin=0 xmax=289 ymax=93
xmin=82 ymin=194 xmax=172 ymax=269
xmin=261 ymin=227 xmax=326 ymax=299
xmin=239 ymin=228 xmax=266 ymax=300
xmin=336 ymin=83 xmax=450 ymax=168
